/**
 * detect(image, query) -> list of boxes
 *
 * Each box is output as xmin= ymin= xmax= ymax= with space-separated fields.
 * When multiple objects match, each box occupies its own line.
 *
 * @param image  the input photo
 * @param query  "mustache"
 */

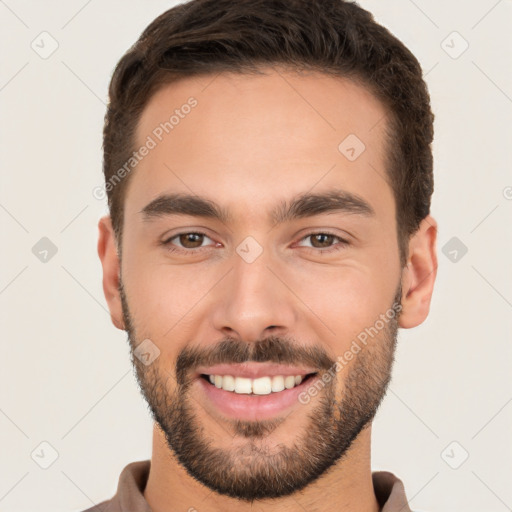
xmin=175 ymin=335 xmax=336 ymax=386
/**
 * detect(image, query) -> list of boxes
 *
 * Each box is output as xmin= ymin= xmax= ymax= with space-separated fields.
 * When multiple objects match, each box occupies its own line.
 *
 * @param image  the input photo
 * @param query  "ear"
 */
xmin=97 ymin=215 xmax=125 ymax=330
xmin=398 ymin=215 xmax=438 ymax=329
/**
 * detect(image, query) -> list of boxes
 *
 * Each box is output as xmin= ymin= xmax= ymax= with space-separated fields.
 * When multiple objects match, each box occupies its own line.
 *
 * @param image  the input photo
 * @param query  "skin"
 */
xmin=98 ymin=66 xmax=437 ymax=512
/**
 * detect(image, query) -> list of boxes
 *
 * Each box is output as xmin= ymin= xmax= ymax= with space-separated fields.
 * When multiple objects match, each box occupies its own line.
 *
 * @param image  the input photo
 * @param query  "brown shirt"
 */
xmin=79 ymin=460 xmax=412 ymax=512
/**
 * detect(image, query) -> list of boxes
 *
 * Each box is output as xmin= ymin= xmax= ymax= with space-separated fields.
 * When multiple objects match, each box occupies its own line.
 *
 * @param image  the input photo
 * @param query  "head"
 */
xmin=98 ymin=0 xmax=437 ymax=503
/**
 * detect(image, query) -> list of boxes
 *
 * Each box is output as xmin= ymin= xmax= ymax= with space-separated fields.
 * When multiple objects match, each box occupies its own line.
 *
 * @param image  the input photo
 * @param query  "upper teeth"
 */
xmin=207 ymin=374 xmax=305 ymax=395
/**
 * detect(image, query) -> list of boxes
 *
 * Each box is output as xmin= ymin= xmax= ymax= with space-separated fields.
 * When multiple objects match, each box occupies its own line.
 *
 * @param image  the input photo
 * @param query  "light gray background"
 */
xmin=1 ymin=1 xmax=511 ymax=511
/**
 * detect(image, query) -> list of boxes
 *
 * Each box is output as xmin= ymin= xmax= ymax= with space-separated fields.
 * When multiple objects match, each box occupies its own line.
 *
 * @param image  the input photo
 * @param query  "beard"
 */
xmin=119 ymin=279 xmax=402 ymax=502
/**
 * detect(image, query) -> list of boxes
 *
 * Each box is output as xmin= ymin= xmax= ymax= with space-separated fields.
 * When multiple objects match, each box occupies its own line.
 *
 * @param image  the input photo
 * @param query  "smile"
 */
xmin=195 ymin=367 xmax=321 ymax=422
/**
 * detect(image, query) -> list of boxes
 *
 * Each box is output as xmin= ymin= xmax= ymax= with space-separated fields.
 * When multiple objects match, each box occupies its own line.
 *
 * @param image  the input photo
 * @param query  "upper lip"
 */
xmin=195 ymin=363 xmax=318 ymax=379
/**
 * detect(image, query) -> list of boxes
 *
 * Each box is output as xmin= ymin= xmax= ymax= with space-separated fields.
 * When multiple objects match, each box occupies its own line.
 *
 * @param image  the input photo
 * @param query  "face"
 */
xmin=112 ymin=67 xmax=407 ymax=500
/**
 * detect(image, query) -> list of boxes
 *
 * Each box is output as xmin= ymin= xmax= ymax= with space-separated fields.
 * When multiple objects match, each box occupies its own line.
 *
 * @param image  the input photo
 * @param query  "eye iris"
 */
xmin=172 ymin=233 xmax=339 ymax=250
xmin=311 ymin=234 xmax=334 ymax=248
xmin=180 ymin=233 xmax=203 ymax=248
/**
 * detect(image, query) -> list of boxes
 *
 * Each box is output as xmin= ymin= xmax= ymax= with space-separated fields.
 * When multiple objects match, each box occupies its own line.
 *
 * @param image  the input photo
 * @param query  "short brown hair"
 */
xmin=103 ymin=0 xmax=434 ymax=267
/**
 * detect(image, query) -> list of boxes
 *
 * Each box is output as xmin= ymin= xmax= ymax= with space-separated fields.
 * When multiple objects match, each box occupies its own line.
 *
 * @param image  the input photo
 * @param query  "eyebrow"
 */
xmin=139 ymin=189 xmax=375 ymax=225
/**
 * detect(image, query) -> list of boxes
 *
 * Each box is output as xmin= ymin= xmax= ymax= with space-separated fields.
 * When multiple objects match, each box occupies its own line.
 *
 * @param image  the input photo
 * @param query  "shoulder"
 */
xmin=78 ymin=498 xmax=117 ymax=512
xmin=74 ymin=460 xmax=151 ymax=512
xmin=372 ymin=470 xmax=412 ymax=512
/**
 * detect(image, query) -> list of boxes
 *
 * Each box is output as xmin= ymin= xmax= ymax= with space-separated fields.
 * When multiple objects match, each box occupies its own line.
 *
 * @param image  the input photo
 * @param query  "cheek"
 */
xmin=121 ymin=248 xmax=210 ymax=355
xmin=125 ymin=273 xmax=201 ymax=372
xmin=132 ymin=271 xmax=210 ymax=331
xmin=122 ymin=240 xmax=210 ymax=321
xmin=286 ymin=262 xmax=393 ymax=341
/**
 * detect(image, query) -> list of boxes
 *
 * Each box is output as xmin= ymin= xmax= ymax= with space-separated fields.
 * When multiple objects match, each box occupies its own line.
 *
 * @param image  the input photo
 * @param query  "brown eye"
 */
xmin=309 ymin=233 xmax=336 ymax=248
xmin=161 ymin=231 xmax=216 ymax=254
xmin=296 ymin=232 xmax=349 ymax=253
xmin=178 ymin=233 xmax=205 ymax=249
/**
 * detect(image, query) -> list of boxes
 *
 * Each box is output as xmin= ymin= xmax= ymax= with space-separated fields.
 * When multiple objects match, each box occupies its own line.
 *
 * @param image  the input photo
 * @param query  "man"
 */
xmin=89 ymin=0 xmax=437 ymax=510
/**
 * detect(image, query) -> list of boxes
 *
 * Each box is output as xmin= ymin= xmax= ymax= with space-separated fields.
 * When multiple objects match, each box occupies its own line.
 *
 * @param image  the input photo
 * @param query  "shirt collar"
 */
xmin=86 ymin=460 xmax=412 ymax=512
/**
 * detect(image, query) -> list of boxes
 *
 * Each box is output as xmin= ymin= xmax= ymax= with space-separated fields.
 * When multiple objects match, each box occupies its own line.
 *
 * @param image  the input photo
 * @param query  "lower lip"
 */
xmin=196 ymin=375 xmax=318 ymax=421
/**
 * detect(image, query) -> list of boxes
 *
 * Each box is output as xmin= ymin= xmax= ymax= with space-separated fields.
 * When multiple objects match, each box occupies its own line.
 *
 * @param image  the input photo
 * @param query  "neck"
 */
xmin=143 ymin=423 xmax=380 ymax=512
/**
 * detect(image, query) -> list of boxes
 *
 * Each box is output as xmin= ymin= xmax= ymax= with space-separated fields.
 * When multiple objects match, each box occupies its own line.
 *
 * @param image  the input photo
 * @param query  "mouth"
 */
xmin=198 ymin=372 xmax=318 ymax=394
xmin=194 ymin=365 xmax=321 ymax=421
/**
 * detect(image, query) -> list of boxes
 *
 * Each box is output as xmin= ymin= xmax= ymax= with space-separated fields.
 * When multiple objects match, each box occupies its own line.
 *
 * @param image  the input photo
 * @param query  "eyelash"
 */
xmin=160 ymin=231 xmax=350 ymax=255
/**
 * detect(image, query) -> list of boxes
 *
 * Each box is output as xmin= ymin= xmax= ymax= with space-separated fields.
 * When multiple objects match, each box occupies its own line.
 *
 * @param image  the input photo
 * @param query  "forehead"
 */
xmin=125 ymin=67 xmax=394 ymax=226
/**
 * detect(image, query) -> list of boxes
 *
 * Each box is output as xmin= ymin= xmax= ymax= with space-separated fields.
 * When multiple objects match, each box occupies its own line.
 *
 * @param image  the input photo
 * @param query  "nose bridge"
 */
xmin=211 ymin=240 xmax=296 ymax=341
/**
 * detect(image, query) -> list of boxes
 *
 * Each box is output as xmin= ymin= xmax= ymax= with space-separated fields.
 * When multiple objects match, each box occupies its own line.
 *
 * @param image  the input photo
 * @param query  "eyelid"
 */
xmin=161 ymin=230 xmax=217 ymax=249
xmin=161 ymin=229 xmax=350 ymax=255
xmin=294 ymin=231 xmax=350 ymax=252
xmin=296 ymin=231 xmax=348 ymax=244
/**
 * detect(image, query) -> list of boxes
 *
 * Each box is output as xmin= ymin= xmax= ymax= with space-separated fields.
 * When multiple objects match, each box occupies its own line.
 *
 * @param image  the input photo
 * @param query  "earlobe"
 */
xmin=97 ymin=215 xmax=126 ymax=330
xmin=398 ymin=215 xmax=438 ymax=329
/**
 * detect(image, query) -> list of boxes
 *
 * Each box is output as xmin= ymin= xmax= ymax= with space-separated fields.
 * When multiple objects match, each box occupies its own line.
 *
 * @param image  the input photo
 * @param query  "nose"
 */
xmin=210 ymin=246 xmax=297 ymax=343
